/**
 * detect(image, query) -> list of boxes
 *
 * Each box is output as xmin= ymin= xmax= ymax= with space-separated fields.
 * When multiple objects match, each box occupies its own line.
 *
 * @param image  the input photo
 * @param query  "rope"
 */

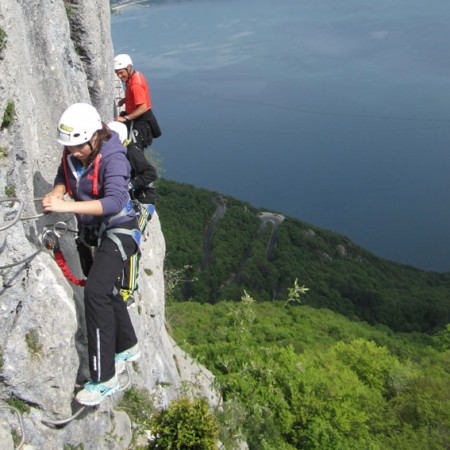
xmin=0 ymin=216 xmax=84 ymax=286
xmin=0 ymin=227 xmax=60 ymax=271
xmin=0 ymin=197 xmax=63 ymax=231
xmin=0 ymin=240 xmax=45 ymax=270
xmin=20 ymin=197 xmax=46 ymax=221
xmin=40 ymin=405 xmax=87 ymax=428
xmin=40 ymin=224 xmax=87 ymax=287
xmin=119 ymin=364 xmax=132 ymax=392
xmin=0 ymin=404 xmax=25 ymax=450
xmin=41 ymin=365 xmax=133 ymax=428
xmin=0 ymin=198 xmax=23 ymax=231
xmin=0 ymin=212 xmax=77 ymax=272
xmin=53 ymin=249 xmax=86 ymax=286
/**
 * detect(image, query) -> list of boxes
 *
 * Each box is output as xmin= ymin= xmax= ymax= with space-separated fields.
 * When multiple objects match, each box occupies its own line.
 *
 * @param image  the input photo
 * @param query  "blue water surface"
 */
xmin=111 ymin=0 xmax=450 ymax=272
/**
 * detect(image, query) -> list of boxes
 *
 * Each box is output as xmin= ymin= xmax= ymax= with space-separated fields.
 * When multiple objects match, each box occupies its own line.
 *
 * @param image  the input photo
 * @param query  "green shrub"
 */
xmin=117 ymin=386 xmax=154 ymax=445
xmin=1 ymin=100 xmax=15 ymax=129
xmin=119 ymin=386 xmax=153 ymax=424
xmin=63 ymin=445 xmax=84 ymax=450
xmin=25 ymin=329 xmax=42 ymax=356
xmin=149 ymin=397 xmax=219 ymax=450
xmin=0 ymin=27 xmax=6 ymax=52
xmin=64 ymin=0 xmax=74 ymax=19
xmin=166 ymin=299 xmax=450 ymax=449
xmin=6 ymin=396 xmax=30 ymax=414
xmin=4 ymin=184 xmax=15 ymax=198
xmin=0 ymin=145 xmax=7 ymax=159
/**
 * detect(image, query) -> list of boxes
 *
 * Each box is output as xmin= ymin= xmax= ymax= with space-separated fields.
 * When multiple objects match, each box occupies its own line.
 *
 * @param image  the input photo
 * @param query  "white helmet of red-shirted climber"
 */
xmin=114 ymin=54 xmax=133 ymax=71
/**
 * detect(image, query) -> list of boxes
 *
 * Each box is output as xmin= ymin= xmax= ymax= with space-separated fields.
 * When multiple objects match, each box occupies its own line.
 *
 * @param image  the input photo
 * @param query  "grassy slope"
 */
xmin=166 ymin=299 xmax=450 ymax=449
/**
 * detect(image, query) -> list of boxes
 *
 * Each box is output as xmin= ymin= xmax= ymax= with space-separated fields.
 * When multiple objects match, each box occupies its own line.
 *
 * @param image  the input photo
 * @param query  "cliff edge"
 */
xmin=0 ymin=1 xmax=218 ymax=448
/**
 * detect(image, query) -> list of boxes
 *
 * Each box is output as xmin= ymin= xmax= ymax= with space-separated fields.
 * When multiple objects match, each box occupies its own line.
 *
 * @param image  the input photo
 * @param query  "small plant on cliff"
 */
xmin=75 ymin=45 xmax=84 ymax=56
xmin=0 ymin=27 xmax=7 ymax=52
xmin=164 ymin=265 xmax=197 ymax=302
xmin=1 ymin=100 xmax=15 ymax=129
xmin=0 ymin=145 xmax=8 ymax=160
xmin=5 ymin=396 xmax=28 ymax=446
xmin=149 ymin=397 xmax=219 ymax=450
xmin=6 ymin=396 xmax=30 ymax=414
xmin=117 ymin=386 xmax=154 ymax=444
xmin=4 ymin=184 xmax=15 ymax=198
xmin=64 ymin=0 xmax=74 ymax=19
xmin=63 ymin=445 xmax=84 ymax=450
xmin=25 ymin=329 xmax=43 ymax=357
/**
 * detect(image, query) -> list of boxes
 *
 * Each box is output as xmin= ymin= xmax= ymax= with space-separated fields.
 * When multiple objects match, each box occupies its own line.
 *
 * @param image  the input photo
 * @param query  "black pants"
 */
xmin=82 ymin=231 xmax=138 ymax=382
xmin=127 ymin=109 xmax=161 ymax=151
xmin=130 ymin=117 xmax=153 ymax=151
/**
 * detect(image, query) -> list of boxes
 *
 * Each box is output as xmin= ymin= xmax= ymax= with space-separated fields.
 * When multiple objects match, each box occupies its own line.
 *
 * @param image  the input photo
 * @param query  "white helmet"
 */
xmin=57 ymin=103 xmax=102 ymax=146
xmin=114 ymin=54 xmax=133 ymax=70
xmin=107 ymin=121 xmax=128 ymax=144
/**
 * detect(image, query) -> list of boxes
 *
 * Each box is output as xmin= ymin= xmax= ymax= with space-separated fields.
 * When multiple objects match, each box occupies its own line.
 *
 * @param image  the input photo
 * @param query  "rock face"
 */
xmin=0 ymin=1 xmax=219 ymax=447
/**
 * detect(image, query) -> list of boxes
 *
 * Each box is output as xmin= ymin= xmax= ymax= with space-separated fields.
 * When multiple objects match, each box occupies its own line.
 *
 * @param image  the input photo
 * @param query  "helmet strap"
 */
xmin=126 ymin=66 xmax=133 ymax=80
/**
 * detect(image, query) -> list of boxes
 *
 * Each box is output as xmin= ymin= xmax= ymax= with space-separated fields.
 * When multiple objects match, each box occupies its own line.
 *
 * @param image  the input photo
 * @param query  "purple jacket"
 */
xmin=54 ymin=132 xmax=136 ymax=229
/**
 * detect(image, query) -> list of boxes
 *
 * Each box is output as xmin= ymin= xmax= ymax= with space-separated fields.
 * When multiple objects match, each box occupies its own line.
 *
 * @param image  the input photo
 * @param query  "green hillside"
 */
xmin=166 ymin=298 xmax=450 ymax=450
xmin=157 ymin=178 xmax=450 ymax=333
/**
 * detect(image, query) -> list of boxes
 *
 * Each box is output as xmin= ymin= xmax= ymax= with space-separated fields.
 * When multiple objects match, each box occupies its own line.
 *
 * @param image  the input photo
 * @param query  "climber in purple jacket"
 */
xmin=43 ymin=103 xmax=141 ymax=405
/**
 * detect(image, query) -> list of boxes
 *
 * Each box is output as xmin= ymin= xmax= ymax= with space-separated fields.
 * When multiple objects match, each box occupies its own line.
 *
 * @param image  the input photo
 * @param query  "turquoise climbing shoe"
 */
xmin=75 ymin=375 xmax=119 ymax=406
xmin=115 ymin=343 xmax=141 ymax=374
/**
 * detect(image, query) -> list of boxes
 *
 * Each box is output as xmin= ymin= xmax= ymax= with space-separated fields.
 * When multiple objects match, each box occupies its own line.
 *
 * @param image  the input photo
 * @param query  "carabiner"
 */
xmin=53 ymin=221 xmax=68 ymax=237
xmin=42 ymin=229 xmax=60 ymax=252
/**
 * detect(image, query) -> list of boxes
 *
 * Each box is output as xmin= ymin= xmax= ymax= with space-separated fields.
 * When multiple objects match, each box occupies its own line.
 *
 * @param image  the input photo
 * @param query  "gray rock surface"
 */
xmin=0 ymin=1 xmax=219 ymax=447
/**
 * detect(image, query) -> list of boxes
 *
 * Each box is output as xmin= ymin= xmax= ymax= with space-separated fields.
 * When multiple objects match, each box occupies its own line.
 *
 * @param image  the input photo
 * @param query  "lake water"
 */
xmin=111 ymin=0 xmax=450 ymax=272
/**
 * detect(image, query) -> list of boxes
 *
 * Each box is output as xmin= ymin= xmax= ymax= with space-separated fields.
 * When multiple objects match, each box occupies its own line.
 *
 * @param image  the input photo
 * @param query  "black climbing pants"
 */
xmin=127 ymin=109 xmax=161 ymax=151
xmin=83 ymin=229 xmax=138 ymax=382
xmin=130 ymin=116 xmax=153 ymax=151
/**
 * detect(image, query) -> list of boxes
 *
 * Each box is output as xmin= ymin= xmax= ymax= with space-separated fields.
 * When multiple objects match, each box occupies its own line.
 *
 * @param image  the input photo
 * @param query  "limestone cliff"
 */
xmin=0 ymin=1 xmax=218 ymax=448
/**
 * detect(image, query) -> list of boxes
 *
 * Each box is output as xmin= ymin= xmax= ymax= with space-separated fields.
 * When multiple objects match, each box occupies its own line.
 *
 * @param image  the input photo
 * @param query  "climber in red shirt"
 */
xmin=114 ymin=53 xmax=161 ymax=151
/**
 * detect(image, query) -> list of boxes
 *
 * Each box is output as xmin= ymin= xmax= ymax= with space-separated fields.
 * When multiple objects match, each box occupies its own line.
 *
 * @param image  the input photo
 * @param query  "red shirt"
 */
xmin=125 ymin=71 xmax=152 ymax=113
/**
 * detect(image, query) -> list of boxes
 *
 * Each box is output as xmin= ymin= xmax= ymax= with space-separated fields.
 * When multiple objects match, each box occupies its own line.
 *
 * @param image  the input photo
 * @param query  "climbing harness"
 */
xmin=116 ymin=249 xmax=140 ymax=307
xmin=0 ymin=196 xmax=151 ymax=303
xmin=114 ymin=202 xmax=154 ymax=305
xmin=103 ymin=223 xmax=142 ymax=307
xmin=136 ymin=201 xmax=155 ymax=234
